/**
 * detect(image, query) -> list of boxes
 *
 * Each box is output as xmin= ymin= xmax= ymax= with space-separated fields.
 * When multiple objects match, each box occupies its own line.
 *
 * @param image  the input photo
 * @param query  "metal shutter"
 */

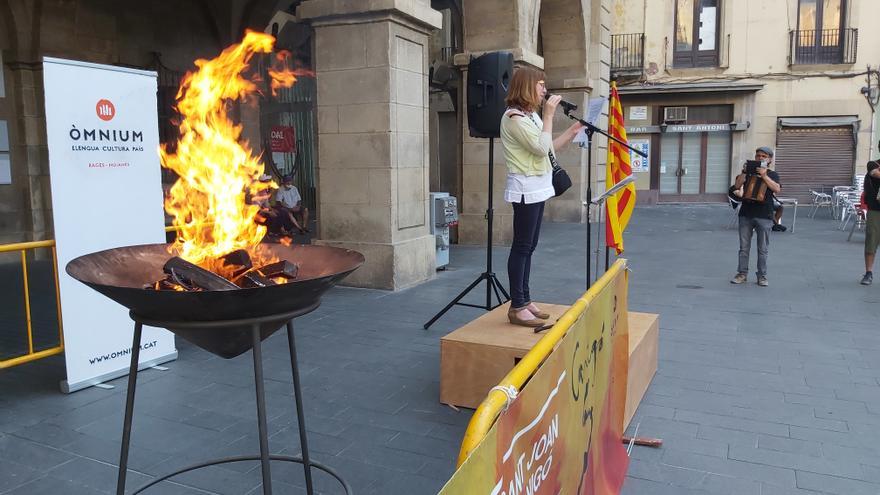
xmin=775 ymin=126 xmax=854 ymax=203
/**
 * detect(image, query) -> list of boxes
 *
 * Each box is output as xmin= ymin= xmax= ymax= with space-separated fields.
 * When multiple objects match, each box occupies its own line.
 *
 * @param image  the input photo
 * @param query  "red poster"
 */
xmin=270 ymin=126 xmax=296 ymax=153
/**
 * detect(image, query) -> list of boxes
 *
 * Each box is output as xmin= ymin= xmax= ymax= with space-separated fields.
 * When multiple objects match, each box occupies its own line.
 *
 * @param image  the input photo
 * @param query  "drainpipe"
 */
xmin=862 ymin=67 xmax=880 ymax=159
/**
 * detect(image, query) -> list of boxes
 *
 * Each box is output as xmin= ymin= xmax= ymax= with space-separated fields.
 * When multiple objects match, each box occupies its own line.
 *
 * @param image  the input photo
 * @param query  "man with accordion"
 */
xmin=730 ymin=146 xmax=781 ymax=287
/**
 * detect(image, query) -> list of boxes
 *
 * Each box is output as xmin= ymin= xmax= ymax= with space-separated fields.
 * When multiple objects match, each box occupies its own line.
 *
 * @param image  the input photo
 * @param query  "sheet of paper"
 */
xmin=572 ymin=97 xmax=607 ymax=145
xmin=586 ymin=97 xmax=605 ymax=125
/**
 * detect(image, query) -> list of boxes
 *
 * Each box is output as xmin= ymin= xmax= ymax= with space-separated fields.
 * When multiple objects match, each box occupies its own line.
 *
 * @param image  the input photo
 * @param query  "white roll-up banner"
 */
xmin=43 ymin=57 xmax=177 ymax=393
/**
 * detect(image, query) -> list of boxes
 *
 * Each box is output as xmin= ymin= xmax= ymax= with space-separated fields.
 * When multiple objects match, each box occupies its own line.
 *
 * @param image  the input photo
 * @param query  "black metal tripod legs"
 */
xmin=116 ymin=313 xmax=352 ymax=495
xmin=424 ymin=136 xmax=510 ymax=329
xmin=422 ymin=271 xmax=510 ymax=329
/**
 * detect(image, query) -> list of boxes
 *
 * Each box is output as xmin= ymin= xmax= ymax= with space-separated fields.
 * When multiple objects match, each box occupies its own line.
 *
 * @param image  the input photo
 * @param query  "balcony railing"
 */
xmin=611 ymin=33 xmax=645 ymax=72
xmin=789 ymin=28 xmax=858 ymax=65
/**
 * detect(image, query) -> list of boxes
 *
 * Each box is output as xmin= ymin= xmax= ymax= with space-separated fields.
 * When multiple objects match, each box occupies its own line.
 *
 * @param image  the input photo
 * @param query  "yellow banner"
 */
xmin=440 ymin=263 xmax=630 ymax=494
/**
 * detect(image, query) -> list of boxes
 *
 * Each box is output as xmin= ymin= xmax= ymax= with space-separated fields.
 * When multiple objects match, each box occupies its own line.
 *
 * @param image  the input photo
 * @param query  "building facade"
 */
xmin=610 ymin=0 xmax=880 ymax=203
xmin=0 ymin=0 xmax=613 ymax=290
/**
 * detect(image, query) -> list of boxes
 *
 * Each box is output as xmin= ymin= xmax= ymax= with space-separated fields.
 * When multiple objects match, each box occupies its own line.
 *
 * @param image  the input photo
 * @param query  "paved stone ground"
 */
xmin=0 ymin=204 xmax=877 ymax=494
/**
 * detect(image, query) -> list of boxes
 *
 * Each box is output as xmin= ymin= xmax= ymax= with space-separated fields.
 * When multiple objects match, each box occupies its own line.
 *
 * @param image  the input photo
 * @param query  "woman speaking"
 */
xmin=500 ymin=67 xmax=584 ymax=327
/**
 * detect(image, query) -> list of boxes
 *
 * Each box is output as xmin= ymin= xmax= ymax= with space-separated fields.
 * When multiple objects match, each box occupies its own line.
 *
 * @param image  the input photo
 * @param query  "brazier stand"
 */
xmin=116 ymin=304 xmax=351 ymax=495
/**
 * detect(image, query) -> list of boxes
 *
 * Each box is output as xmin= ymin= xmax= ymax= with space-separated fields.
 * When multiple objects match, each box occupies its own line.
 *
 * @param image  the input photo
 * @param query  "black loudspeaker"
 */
xmin=467 ymin=51 xmax=513 ymax=138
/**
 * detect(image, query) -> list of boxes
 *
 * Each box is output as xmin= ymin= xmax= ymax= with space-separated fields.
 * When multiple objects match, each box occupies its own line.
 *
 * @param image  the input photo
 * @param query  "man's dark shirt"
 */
xmin=739 ymin=170 xmax=781 ymax=219
xmin=865 ymin=167 xmax=880 ymax=211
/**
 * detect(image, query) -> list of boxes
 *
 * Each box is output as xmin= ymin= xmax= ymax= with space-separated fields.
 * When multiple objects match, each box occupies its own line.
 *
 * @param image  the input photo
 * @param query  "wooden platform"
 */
xmin=625 ymin=312 xmax=659 ymax=430
xmin=439 ymin=302 xmax=568 ymax=409
xmin=439 ymin=303 xmax=659 ymax=419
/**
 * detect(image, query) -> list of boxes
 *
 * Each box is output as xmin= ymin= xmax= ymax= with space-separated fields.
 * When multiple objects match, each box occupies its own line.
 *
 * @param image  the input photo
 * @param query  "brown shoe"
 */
xmin=508 ymin=309 xmax=543 ymax=328
xmin=526 ymin=304 xmax=550 ymax=320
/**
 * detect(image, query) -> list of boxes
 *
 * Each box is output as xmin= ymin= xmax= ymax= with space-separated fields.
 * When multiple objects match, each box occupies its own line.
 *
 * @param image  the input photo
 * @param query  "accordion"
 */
xmin=742 ymin=175 xmax=768 ymax=203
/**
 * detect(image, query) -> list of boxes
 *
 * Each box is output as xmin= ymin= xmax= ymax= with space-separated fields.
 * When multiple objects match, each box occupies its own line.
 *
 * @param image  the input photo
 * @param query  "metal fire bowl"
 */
xmin=66 ymin=243 xmax=364 ymax=359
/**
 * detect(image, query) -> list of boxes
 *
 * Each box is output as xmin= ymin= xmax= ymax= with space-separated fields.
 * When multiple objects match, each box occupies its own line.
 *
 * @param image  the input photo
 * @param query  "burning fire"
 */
xmin=161 ymin=31 xmax=299 ymax=277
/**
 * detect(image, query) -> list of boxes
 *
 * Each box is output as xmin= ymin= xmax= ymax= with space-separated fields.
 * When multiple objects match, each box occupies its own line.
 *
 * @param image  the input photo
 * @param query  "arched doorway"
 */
xmin=261 ymin=15 xmax=318 ymax=221
xmin=0 ymin=1 xmax=12 ymax=189
xmin=538 ymin=0 xmax=593 ymax=223
xmin=428 ymin=0 xmax=463 ymax=208
xmin=538 ymin=0 xmax=589 ymax=88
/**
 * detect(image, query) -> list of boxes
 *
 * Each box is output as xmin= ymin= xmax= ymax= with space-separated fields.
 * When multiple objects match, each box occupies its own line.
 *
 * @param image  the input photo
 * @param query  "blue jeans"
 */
xmin=738 ymin=216 xmax=773 ymax=276
xmin=508 ymin=200 xmax=545 ymax=308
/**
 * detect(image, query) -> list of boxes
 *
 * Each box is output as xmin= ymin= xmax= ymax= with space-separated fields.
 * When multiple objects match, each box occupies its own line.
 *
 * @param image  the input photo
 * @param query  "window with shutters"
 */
xmin=791 ymin=0 xmax=855 ymax=65
xmin=674 ymin=0 xmax=721 ymax=68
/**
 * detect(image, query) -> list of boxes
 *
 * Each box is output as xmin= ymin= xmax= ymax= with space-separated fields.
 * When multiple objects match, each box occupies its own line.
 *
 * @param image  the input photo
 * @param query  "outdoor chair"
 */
xmin=839 ymin=192 xmax=863 ymax=231
xmin=854 ymin=174 xmax=865 ymax=193
xmin=727 ymin=195 xmax=742 ymax=229
xmin=847 ymin=193 xmax=868 ymax=242
xmin=808 ymin=190 xmax=832 ymax=219
xmin=832 ymin=185 xmax=857 ymax=220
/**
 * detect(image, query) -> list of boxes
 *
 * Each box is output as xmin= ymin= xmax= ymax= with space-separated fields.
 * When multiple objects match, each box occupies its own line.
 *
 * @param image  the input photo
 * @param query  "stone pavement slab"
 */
xmin=0 ymin=204 xmax=877 ymax=494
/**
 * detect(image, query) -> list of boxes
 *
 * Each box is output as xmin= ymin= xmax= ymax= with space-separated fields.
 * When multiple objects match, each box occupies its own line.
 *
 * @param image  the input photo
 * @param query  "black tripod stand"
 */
xmin=424 ymin=137 xmax=509 ymax=329
xmin=565 ymin=108 xmax=646 ymax=289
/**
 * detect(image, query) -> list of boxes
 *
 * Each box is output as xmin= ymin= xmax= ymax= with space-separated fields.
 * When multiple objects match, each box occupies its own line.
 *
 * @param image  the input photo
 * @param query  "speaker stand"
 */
xmin=424 ymin=137 xmax=510 ymax=330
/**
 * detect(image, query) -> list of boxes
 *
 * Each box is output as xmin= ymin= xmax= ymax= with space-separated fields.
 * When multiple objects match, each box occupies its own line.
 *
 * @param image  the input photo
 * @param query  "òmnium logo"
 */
xmin=68 ymin=99 xmax=145 ymax=155
xmin=96 ymin=99 xmax=115 ymax=121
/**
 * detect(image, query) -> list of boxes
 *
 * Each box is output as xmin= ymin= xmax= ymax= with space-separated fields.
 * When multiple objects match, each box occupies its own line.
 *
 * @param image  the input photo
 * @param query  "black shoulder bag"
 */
xmin=548 ymin=149 xmax=572 ymax=197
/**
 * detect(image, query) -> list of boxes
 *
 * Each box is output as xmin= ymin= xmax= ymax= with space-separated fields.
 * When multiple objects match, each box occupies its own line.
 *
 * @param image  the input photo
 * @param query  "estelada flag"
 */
xmin=605 ymin=81 xmax=636 ymax=254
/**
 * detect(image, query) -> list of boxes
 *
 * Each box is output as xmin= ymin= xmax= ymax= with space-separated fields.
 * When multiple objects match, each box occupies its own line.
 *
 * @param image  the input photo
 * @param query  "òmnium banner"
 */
xmin=43 ymin=57 xmax=176 ymax=393
xmin=440 ymin=261 xmax=630 ymax=495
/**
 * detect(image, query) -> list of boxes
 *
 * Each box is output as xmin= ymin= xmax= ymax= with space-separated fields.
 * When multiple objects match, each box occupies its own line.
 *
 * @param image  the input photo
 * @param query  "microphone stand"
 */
xmin=564 ymin=107 xmax=647 ymax=288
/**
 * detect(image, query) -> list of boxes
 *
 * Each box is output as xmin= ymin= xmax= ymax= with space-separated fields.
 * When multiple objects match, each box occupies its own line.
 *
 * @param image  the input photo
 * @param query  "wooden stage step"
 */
xmin=439 ymin=302 xmax=658 ymax=425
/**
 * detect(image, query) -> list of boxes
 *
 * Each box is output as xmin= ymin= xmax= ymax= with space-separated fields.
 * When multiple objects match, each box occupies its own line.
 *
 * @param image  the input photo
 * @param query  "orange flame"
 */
xmin=161 ymin=30 xmax=298 ymax=271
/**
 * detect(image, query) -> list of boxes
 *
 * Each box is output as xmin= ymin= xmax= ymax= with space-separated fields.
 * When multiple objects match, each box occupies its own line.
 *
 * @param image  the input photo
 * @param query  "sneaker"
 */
xmin=730 ymin=273 xmax=747 ymax=284
xmin=772 ymin=224 xmax=787 ymax=232
xmin=861 ymin=272 xmax=873 ymax=286
xmin=757 ymin=276 xmax=769 ymax=287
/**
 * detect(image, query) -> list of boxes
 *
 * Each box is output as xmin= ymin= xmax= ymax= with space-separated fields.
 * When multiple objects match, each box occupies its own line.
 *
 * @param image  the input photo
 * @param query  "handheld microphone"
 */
xmin=545 ymin=93 xmax=578 ymax=113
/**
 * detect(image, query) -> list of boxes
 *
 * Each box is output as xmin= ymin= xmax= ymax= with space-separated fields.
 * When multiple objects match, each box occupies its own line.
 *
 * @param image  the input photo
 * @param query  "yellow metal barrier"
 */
xmin=0 ymin=239 xmax=65 ymax=369
xmin=456 ymin=259 xmax=627 ymax=466
xmin=0 ymin=226 xmax=182 ymax=369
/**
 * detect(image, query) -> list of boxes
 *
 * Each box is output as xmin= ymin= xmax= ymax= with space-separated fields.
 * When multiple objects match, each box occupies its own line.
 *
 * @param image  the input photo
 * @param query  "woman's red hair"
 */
xmin=504 ymin=67 xmax=546 ymax=113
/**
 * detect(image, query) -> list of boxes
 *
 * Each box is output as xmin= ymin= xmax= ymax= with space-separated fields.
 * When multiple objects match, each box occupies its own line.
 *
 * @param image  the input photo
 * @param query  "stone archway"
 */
xmin=458 ymin=0 xmax=599 ymax=245
xmin=1 ymin=0 xmax=49 ymax=242
xmin=0 ymin=1 xmax=14 ymax=55
xmin=538 ymin=0 xmax=589 ymax=88
xmin=537 ymin=0 xmax=599 ymax=224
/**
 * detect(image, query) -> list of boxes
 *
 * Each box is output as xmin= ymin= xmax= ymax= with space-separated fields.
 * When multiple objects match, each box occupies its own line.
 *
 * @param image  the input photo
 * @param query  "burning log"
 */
xmin=238 ymin=271 xmax=276 ymax=288
xmin=220 ymin=249 xmax=253 ymax=278
xmin=258 ymin=260 xmax=298 ymax=280
xmin=163 ymin=257 xmax=239 ymax=291
xmin=148 ymin=252 xmax=298 ymax=292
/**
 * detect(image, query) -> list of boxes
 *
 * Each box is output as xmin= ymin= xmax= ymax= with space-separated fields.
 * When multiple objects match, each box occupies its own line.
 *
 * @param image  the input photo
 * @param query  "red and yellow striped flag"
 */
xmin=605 ymin=81 xmax=636 ymax=254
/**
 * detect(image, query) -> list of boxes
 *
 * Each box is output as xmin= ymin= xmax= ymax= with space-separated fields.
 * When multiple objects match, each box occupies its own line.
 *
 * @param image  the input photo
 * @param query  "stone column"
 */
xmin=299 ymin=0 xmax=442 ymax=290
xmin=8 ymin=63 xmax=51 ymax=241
xmin=2 ymin=0 xmax=52 ymax=244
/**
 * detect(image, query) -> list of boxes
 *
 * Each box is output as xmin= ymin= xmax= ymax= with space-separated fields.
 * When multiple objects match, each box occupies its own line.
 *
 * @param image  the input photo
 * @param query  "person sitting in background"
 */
xmin=253 ymin=174 xmax=295 ymax=236
xmin=771 ymin=198 xmax=787 ymax=232
xmin=275 ymin=174 xmax=310 ymax=234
